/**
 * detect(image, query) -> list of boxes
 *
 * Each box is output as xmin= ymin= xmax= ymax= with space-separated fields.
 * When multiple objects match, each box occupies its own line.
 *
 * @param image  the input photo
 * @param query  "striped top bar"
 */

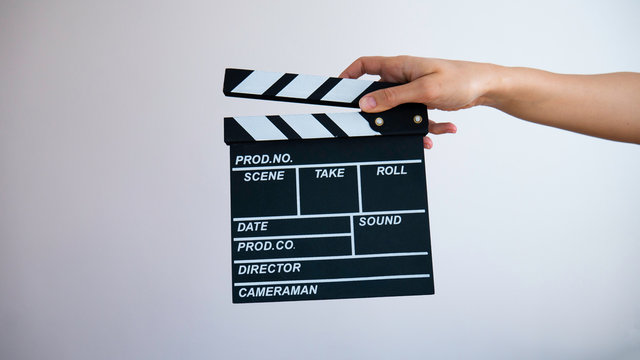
xmin=223 ymin=68 xmax=395 ymax=108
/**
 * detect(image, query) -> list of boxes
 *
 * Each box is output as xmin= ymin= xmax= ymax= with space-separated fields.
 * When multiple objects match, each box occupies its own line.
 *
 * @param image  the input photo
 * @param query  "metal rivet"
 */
xmin=374 ymin=117 xmax=384 ymax=126
xmin=413 ymin=115 xmax=423 ymax=124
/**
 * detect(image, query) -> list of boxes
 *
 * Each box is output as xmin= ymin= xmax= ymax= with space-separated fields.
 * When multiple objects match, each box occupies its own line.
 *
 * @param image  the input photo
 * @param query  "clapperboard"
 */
xmin=223 ymin=69 xmax=434 ymax=303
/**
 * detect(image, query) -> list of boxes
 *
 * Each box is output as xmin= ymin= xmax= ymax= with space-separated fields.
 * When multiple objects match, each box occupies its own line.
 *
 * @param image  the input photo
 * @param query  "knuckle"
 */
xmin=381 ymin=88 xmax=398 ymax=105
xmin=358 ymin=56 xmax=375 ymax=65
xmin=391 ymin=56 xmax=406 ymax=68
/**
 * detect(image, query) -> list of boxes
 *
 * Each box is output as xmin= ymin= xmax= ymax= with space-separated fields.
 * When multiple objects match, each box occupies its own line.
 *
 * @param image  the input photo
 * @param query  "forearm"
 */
xmin=484 ymin=66 xmax=640 ymax=144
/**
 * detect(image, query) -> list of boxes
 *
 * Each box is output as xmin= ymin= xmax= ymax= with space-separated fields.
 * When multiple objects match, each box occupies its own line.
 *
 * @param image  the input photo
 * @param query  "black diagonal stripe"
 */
xmin=355 ymin=81 xmax=393 ymax=103
xmin=224 ymin=117 xmax=254 ymax=144
xmin=312 ymin=113 xmax=348 ymax=138
xmin=266 ymin=115 xmax=301 ymax=140
xmin=307 ymin=77 xmax=341 ymax=101
xmin=262 ymin=73 xmax=297 ymax=97
xmin=223 ymin=69 xmax=253 ymax=95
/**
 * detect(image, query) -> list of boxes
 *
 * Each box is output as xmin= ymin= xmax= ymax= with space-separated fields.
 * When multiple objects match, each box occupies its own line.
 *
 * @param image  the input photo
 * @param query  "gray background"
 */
xmin=1 ymin=0 xmax=639 ymax=359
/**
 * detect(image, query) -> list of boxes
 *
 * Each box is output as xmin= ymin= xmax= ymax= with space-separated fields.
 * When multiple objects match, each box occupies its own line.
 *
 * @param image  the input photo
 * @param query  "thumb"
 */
xmin=358 ymin=81 xmax=424 ymax=112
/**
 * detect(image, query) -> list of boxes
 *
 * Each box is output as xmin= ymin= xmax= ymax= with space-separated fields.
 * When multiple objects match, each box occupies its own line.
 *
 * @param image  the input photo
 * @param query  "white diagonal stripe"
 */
xmin=321 ymin=78 xmax=374 ymax=103
xmin=233 ymin=116 xmax=287 ymax=141
xmin=327 ymin=112 xmax=381 ymax=137
xmin=277 ymin=74 xmax=329 ymax=99
xmin=231 ymin=71 xmax=284 ymax=95
xmin=280 ymin=114 xmax=334 ymax=139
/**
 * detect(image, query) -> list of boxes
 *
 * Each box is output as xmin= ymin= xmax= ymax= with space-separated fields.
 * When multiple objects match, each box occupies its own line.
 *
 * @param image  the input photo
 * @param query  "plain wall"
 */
xmin=1 ymin=0 xmax=639 ymax=359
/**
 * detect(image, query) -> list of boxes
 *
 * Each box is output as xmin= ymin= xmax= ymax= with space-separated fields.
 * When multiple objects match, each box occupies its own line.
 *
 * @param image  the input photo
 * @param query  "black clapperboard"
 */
xmin=223 ymin=69 xmax=434 ymax=303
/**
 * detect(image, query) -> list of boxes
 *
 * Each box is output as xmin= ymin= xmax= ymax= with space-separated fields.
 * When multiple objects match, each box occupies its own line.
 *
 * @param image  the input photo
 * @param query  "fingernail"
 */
xmin=359 ymin=96 xmax=376 ymax=110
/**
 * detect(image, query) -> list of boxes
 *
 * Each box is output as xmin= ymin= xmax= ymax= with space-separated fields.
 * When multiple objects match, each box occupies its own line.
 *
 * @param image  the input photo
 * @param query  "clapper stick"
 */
xmin=224 ymin=69 xmax=435 ymax=303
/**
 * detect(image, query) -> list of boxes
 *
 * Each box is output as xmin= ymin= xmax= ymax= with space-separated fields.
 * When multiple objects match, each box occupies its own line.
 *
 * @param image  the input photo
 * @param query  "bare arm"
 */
xmin=340 ymin=56 xmax=640 ymax=147
xmin=488 ymin=68 xmax=640 ymax=143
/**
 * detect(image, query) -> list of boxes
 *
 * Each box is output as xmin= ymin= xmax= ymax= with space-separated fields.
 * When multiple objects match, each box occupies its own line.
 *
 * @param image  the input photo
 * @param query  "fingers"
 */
xmin=341 ymin=55 xmax=440 ymax=81
xmin=343 ymin=56 xmax=439 ymax=112
xmin=423 ymin=121 xmax=458 ymax=149
xmin=339 ymin=56 xmax=386 ymax=79
xmin=423 ymin=136 xmax=433 ymax=149
xmin=428 ymin=120 xmax=457 ymax=135
xmin=339 ymin=56 xmax=416 ymax=81
xmin=359 ymin=81 xmax=425 ymax=112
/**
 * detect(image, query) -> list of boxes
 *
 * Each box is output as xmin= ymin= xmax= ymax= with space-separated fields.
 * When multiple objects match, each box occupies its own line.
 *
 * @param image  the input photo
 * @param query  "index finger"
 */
xmin=339 ymin=56 xmax=387 ymax=79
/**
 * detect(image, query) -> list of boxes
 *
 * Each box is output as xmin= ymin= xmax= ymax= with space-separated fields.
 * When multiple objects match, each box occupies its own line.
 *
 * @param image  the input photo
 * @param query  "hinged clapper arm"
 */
xmin=223 ymin=69 xmax=429 ymax=144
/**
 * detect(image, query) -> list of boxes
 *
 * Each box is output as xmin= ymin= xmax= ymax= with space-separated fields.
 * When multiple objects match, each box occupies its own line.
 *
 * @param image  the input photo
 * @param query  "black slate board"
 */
xmin=228 ymin=135 xmax=434 ymax=303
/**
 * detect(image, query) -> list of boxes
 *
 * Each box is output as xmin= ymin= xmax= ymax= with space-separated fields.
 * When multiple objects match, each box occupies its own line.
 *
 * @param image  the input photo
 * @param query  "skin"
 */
xmin=340 ymin=56 xmax=640 ymax=149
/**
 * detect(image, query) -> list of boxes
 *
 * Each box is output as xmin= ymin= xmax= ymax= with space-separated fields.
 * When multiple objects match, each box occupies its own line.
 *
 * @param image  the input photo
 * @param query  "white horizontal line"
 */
xmin=234 ymin=274 xmax=431 ymax=287
xmin=234 ymin=252 xmax=430 ymax=264
xmin=233 ymin=209 xmax=425 ymax=222
xmin=233 ymin=233 xmax=351 ymax=241
xmin=231 ymin=159 xmax=422 ymax=171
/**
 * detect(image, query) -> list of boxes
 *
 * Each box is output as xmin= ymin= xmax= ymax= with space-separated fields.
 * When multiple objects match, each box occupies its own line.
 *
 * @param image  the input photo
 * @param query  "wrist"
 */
xmin=477 ymin=63 xmax=512 ymax=108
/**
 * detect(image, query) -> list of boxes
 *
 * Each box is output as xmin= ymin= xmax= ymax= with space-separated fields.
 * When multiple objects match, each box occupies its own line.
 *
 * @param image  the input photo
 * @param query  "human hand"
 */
xmin=340 ymin=56 xmax=497 ymax=148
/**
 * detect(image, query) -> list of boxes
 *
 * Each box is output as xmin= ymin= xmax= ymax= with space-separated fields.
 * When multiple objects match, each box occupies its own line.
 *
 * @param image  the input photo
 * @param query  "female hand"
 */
xmin=340 ymin=56 xmax=497 ymax=148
